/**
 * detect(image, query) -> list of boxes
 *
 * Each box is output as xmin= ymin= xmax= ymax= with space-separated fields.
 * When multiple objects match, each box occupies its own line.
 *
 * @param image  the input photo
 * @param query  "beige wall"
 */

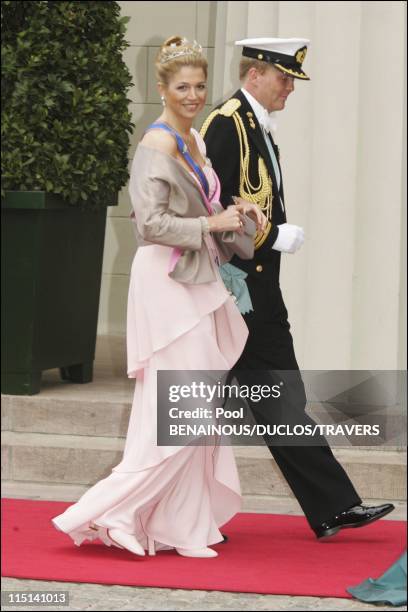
xmin=98 ymin=0 xmax=407 ymax=372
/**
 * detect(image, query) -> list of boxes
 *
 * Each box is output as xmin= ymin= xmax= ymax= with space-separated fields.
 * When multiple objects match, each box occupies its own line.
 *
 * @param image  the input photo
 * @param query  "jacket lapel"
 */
xmin=233 ymin=90 xmax=279 ymax=190
xmin=267 ymin=131 xmax=285 ymax=205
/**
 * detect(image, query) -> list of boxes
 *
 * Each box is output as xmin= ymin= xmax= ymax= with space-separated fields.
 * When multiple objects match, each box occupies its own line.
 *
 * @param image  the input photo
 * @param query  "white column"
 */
xmin=188 ymin=1 xmax=406 ymax=370
xmin=351 ymin=1 xmax=406 ymax=370
xmin=398 ymin=29 xmax=407 ymax=370
xmin=305 ymin=1 xmax=362 ymax=369
xmin=247 ymin=1 xmax=279 ymax=37
xmin=212 ymin=1 xmax=249 ymax=102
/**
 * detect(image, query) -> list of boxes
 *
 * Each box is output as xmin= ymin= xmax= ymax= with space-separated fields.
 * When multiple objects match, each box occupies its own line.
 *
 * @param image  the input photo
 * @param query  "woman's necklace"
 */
xmin=161 ymin=119 xmax=204 ymax=167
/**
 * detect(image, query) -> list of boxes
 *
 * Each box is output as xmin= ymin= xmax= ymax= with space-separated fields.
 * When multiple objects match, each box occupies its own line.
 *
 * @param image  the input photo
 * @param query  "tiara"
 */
xmin=160 ymin=38 xmax=203 ymax=64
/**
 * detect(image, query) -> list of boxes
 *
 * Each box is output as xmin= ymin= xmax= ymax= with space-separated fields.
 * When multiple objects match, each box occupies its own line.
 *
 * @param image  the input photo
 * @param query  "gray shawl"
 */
xmin=129 ymin=144 xmax=220 ymax=284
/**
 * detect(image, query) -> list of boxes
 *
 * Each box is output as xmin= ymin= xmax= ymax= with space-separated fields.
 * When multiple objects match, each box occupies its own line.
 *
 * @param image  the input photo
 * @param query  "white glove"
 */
xmin=272 ymin=223 xmax=305 ymax=253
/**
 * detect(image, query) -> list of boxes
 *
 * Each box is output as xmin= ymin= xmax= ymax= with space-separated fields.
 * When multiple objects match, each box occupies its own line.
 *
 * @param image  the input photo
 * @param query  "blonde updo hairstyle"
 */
xmin=155 ymin=36 xmax=208 ymax=86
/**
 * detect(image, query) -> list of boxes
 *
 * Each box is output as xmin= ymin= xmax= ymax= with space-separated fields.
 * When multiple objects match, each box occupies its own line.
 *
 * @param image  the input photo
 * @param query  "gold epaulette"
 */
xmin=219 ymin=98 xmax=241 ymax=117
xmin=200 ymin=98 xmax=241 ymax=137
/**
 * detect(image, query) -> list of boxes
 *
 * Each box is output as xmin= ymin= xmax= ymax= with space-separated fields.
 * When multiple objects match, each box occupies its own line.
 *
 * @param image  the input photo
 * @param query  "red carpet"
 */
xmin=1 ymin=499 xmax=406 ymax=598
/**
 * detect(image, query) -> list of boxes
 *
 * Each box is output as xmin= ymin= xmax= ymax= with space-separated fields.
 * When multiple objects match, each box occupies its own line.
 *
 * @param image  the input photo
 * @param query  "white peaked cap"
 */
xmin=235 ymin=37 xmax=310 ymax=80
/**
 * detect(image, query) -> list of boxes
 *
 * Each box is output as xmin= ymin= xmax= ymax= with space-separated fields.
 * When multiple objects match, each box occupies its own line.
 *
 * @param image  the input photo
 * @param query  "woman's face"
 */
xmin=159 ymin=66 xmax=207 ymax=119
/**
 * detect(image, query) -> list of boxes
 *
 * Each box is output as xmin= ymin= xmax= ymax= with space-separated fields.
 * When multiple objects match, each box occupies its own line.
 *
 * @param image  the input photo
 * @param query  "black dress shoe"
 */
xmin=313 ymin=503 xmax=395 ymax=539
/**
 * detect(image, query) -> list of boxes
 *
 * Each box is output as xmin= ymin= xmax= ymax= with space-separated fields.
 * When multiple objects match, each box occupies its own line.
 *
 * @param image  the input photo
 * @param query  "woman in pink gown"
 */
xmin=51 ymin=36 xmax=266 ymax=559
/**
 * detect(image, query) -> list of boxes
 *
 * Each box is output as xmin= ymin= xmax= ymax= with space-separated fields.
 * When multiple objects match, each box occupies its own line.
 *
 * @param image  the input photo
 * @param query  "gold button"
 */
xmin=256 ymin=265 xmax=263 ymax=272
xmin=257 ymin=53 xmax=263 ymax=60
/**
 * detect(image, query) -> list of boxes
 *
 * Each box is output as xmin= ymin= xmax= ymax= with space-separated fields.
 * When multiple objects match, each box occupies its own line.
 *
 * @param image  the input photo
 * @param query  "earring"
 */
xmin=161 ymin=96 xmax=166 ymax=107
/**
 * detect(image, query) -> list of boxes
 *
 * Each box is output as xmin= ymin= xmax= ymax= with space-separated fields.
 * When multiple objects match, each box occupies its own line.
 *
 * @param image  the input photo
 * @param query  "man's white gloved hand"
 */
xmin=272 ymin=223 xmax=305 ymax=253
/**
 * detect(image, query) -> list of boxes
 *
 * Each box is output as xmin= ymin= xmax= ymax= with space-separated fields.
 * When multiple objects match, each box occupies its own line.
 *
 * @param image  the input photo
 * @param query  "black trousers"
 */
xmin=232 ymin=293 xmax=362 ymax=528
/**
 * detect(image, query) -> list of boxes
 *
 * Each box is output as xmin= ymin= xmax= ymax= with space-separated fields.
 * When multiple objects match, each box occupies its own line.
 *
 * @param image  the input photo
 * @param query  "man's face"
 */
xmin=253 ymin=65 xmax=295 ymax=112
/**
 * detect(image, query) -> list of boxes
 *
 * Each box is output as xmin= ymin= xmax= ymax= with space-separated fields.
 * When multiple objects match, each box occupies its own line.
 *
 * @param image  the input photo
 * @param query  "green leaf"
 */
xmin=1 ymin=0 xmax=133 ymax=209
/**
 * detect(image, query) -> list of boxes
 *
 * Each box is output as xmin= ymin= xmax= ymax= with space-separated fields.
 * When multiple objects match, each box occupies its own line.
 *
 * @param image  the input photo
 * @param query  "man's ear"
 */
xmin=247 ymin=66 xmax=259 ymax=84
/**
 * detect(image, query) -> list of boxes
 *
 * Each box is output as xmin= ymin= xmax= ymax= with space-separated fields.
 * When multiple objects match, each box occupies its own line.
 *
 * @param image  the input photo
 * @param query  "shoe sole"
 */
xmin=316 ymin=506 xmax=395 ymax=540
xmin=317 ymin=526 xmax=341 ymax=539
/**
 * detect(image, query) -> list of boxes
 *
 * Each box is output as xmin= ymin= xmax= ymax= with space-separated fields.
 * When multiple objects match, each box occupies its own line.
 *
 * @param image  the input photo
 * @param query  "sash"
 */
xmin=145 ymin=122 xmax=210 ymax=198
xmin=145 ymin=123 xmax=220 ymax=271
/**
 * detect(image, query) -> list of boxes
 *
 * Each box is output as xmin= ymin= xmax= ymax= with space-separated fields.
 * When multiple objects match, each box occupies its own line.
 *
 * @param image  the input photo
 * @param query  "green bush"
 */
xmin=1 ymin=0 xmax=134 ymax=209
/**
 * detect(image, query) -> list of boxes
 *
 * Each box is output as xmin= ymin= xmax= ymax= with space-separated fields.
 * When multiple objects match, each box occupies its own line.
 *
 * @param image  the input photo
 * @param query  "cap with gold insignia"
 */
xmin=235 ymin=37 xmax=310 ymax=80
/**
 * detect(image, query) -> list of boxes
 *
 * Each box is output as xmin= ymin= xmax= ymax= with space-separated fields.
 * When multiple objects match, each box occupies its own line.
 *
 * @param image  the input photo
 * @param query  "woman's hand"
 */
xmin=232 ymin=197 xmax=268 ymax=232
xmin=207 ymin=205 xmax=245 ymax=234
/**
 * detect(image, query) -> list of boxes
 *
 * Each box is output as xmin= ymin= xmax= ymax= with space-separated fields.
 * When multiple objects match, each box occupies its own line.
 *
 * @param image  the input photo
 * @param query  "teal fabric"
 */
xmin=347 ymin=551 xmax=407 ymax=606
xmin=219 ymin=263 xmax=254 ymax=315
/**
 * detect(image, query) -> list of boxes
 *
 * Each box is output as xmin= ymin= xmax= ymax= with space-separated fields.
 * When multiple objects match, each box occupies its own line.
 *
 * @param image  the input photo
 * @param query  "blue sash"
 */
xmin=145 ymin=122 xmax=210 ymax=198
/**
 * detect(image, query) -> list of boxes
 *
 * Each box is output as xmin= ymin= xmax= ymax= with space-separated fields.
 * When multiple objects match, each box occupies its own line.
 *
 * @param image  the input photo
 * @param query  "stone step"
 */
xmin=2 ymin=336 xmax=406 ymax=505
xmin=2 ymin=392 xmax=405 ymax=450
xmin=2 ymin=479 xmax=406 ymax=521
xmin=234 ymin=445 xmax=406 ymax=500
xmin=2 ymin=431 xmax=406 ymax=500
xmin=1 ymin=394 xmax=132 ymax=438
xmin=3 ymin=334 xmax=405 ymax=450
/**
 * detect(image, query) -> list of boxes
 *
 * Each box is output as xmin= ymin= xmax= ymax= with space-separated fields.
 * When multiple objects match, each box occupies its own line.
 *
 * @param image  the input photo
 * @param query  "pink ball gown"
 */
xmin=51 ymin=129 xmax=248 ymax=553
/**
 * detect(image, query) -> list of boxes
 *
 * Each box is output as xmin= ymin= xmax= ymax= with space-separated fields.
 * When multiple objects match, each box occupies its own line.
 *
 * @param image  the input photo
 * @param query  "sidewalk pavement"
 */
xmin=1 ymin=576 xmax=407 ymax=611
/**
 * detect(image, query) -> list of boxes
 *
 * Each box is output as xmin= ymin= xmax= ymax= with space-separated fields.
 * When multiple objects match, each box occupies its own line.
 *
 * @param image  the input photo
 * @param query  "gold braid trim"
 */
xmin=232 ymin=113 xmax=273 ymax=249
xmin=254 ymin=221 xmax=272 ymax=249
xmin=200 ymin=109 xmax=220 ymax=138
xmin=200 ymin=98 xmax=274 ymax=250
xmin=275 ymin=64 xmax=309 ymax=79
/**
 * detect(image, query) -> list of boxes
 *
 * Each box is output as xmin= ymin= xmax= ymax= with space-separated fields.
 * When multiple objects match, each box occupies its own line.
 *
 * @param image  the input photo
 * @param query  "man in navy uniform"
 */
xmin=201 ymin=37 xmax=394 ymax=538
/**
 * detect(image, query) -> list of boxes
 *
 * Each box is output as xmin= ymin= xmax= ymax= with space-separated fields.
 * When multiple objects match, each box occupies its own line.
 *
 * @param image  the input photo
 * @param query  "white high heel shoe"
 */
xmin=176 ymin=547 xmax=218 ymax=558
xmin=51 ymin=518 xmax=64 ymax=532
xmin=146 ymin=538 xmax=217 ymax=558
xmin=147 ymin=536 xmax=156 ymax=556
xmin=107 ymin=528 xmax=145 ymax=557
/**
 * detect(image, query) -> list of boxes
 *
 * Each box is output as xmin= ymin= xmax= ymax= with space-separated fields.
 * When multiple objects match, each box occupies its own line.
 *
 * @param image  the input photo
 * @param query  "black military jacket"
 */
xmin=201 ymin=89 xmax=287 ymax=279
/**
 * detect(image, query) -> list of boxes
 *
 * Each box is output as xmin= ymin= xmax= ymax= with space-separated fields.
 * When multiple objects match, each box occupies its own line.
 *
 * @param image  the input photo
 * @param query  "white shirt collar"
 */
xmin=240 ymin=87 xmax=277 ymax=135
